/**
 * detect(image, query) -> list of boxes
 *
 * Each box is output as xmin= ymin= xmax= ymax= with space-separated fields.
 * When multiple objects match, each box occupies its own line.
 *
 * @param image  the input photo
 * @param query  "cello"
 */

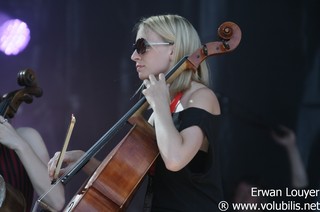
xmin=0 ymin=69 xmax=42 ymax=211
xmin=58 ymin=21 xmax=241 ymax=211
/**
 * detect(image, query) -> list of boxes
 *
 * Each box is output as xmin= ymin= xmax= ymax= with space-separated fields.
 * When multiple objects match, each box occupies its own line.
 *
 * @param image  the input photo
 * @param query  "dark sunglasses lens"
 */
xmin=133 ymin=38 xmax=146 ymax=54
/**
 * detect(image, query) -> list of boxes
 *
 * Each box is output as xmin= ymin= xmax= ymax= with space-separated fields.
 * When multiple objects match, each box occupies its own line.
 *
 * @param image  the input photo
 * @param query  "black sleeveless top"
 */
xmin=151 ymin=107 xmax=224 ymax=212
xmin=0 ymin=144 xmax=34 ymax=211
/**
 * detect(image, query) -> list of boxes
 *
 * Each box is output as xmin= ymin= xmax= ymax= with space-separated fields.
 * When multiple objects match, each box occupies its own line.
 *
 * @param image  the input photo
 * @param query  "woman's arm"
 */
xmin=271 ymin=125 xmax=308 ymax=188
xmin=0 ymin=120 xmax=65 ymax=211
xmin=143 ymin=74 xmax=220 ymax=171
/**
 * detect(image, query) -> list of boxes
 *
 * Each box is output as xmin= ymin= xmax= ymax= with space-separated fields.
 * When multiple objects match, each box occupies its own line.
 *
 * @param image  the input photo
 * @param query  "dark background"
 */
xmin=0 ymin=0 xmax=319 ymax=210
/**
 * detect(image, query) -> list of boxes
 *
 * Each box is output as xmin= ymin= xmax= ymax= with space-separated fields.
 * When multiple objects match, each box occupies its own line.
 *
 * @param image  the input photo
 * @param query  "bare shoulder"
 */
xmin=186 ymin=85 xmax=220 ymax=115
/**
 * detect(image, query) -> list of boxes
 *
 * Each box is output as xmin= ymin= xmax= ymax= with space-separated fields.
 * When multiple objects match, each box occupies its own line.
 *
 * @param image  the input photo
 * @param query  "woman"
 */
xmin=48 ymin=14 xmax=223 ymax=211
xmin=0 ymin=116 xmax=65 ymax=211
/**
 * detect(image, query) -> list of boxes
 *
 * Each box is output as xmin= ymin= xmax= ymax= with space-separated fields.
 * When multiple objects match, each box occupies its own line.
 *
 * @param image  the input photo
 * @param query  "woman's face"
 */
xmin=131 ymin=28 xmax=174 ymax=80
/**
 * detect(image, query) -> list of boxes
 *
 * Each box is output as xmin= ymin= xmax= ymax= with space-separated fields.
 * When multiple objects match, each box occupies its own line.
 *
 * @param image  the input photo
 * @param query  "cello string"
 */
xmin=130 ymin=82 xmax=144 ymax=100
xmin=33 ymin=177 xmax=62 ymax=212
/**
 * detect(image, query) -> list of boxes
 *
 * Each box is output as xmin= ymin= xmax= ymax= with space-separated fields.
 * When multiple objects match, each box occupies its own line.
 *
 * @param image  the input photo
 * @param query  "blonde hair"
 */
xmin=134 ymin=14 xmax=210 ymax=97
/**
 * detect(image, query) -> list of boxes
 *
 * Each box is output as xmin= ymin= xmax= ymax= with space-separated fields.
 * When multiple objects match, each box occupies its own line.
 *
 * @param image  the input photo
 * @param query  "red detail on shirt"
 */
xmin=170 ymin=92 xmax=183 ymax=113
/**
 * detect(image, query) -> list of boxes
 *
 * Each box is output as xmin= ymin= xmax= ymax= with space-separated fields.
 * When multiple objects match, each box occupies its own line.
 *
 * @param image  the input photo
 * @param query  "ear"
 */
xmin=169 ymin=46 xmax=174 ymax=60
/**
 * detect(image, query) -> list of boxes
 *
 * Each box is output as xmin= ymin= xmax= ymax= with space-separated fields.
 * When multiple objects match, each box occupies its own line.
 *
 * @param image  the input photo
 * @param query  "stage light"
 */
xmin=0 ymin=14 xmax=30 ymax=56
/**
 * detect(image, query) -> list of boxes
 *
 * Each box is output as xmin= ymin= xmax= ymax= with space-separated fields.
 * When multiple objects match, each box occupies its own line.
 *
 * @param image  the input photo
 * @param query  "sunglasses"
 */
xmin=133 ymin=38 xmax=174 ymax=54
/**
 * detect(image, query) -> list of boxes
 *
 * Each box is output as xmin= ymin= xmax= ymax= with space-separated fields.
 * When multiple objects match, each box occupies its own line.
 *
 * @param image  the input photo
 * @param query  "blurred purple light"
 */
xmin=0 ymin=19 xmax=30 ymax=55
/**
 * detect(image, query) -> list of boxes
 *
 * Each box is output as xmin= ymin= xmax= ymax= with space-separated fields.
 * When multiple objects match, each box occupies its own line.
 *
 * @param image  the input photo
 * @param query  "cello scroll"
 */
xmin=186 ymin=21 xmax=241 ymax=72
xmin=0 ymin=69 xmax=43 ymax=119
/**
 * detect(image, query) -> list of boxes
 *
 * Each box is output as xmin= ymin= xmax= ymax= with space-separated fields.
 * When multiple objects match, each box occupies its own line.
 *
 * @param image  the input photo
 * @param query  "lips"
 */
xmin=136 ymin=64 xmax=144 ymax=71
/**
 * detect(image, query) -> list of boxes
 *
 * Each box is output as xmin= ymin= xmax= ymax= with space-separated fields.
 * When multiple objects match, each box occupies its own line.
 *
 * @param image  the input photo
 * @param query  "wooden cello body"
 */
xmin=65 ymin=117 xmax=157 ymax=211
xmin=62 ymin=21 xmax=242 ymax=212
xmin=0 ymin=174 xmax=26 ymax=212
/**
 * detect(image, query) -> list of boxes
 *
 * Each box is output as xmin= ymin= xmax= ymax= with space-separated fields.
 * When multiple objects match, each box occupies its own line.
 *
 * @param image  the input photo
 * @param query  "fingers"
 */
xmin=148 ymin=74 xmax=157 ymax=82
xmin=143 ymin=75 xmax=156 ymax=88
xmin=0 ymin=119 xmax=8 ymax=124
xmin=142 ymin=74 xmax=169 ymax=102
xmin=144 ymin=74 xmax=166 ymax=87
xmin=0 ymin=116 xmax=8 ymax=125
xmin=143 ymin=75 xmax=155 ymax=92
xmin=143 ymin=79 xmax=150 ymax=88
xmin=48 ymin=150 xmax=83 ymax=180
xmin=48 ymin=151 xmax=61 ymax=179
xmin=158 ymin=73 xmax=165 ymax=82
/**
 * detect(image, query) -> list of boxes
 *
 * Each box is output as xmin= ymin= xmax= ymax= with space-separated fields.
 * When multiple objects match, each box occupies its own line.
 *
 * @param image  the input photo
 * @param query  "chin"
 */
xmin=138 ymin=73 xmax=147 ymax=80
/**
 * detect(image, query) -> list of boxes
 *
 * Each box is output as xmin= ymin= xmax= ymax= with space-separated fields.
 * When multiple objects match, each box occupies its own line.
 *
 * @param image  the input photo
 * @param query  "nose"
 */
xmin=131 ymin=50 xmax=140 ymax=62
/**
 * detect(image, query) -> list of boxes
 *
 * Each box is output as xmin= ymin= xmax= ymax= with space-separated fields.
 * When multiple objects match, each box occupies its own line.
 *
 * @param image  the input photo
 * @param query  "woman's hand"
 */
xmin=48 ymin=150 xmax=84 ymax=181
xmin=142 ymin=73 xmax=170 ymax=111
xmin=271 ymin=125 xmax=296 ymax=149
